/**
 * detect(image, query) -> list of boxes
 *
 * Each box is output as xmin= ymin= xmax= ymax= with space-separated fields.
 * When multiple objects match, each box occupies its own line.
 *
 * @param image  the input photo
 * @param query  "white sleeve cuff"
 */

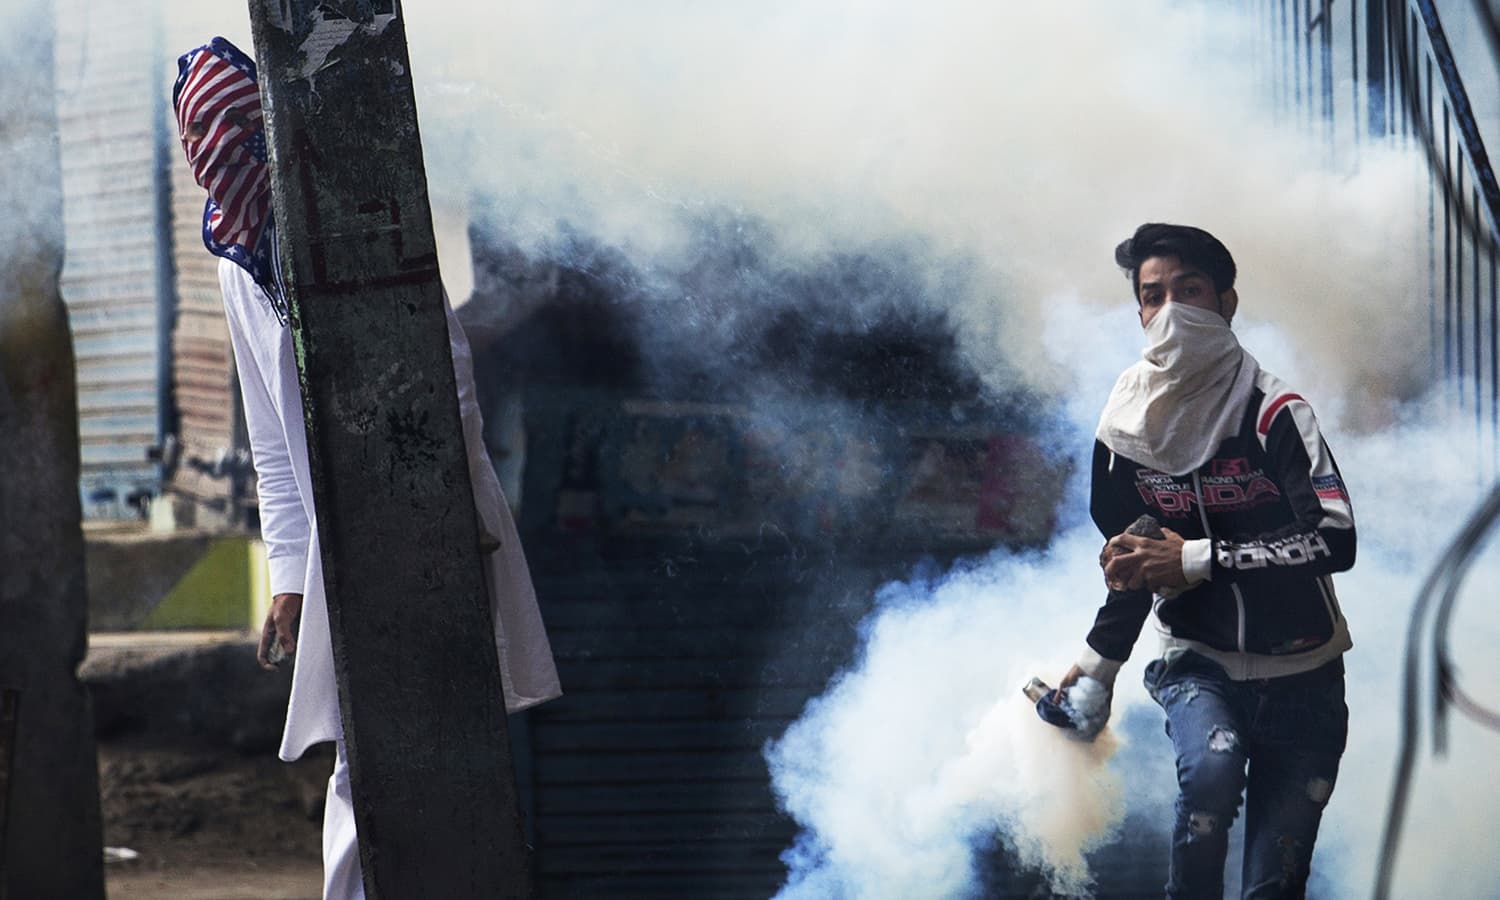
xmin=267 ymin=551 xmax=308 ymax=598
xmin=1182 ymin=538 xmax=1213 ymax=584
xmin=1077 ymin=645 xmax=1122 ymax=686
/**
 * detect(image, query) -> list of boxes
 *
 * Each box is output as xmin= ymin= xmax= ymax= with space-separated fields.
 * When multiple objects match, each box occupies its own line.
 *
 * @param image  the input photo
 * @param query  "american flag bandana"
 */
xmin=173 ymin=37 xmax=288 ymax=325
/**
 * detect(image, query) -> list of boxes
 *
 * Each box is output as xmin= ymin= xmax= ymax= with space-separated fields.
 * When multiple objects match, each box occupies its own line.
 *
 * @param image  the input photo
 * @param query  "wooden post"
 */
xmin=0 ymin=1 xmax=106 ymax=897
xmin=244 ymin=2 xmax=531 ymax=897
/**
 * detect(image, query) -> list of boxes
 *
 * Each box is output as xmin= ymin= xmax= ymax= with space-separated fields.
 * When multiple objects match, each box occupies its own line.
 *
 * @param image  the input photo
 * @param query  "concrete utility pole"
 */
xmin=245 ymin=2 xmax=531 ymax=897
xmin=0 ymin=0 xmax=106 ymax=897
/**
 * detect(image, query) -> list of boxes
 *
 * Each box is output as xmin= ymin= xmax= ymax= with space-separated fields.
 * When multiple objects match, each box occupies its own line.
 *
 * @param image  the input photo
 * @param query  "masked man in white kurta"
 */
xmin=173 ymin=37 xmax=562 ymax=900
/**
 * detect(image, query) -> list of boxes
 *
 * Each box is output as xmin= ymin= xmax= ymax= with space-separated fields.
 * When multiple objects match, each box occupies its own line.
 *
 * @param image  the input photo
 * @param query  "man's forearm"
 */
xmin=1081 ymin=585 xmax=1152 ymax=681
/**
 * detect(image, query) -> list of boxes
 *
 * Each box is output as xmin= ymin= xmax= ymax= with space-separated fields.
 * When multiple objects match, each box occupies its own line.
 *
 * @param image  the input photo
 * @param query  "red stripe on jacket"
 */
xmin=1258 ymin=393 xmax=1304 ymax=436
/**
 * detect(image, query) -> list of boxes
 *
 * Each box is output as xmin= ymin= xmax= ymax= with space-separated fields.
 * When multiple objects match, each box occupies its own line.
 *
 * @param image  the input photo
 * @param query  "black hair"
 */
xmin=1114 ymin=223 xmax=1237 ymax=299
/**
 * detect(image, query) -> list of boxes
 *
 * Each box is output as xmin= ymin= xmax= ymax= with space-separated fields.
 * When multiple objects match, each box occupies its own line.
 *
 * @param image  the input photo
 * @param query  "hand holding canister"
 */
xmin=1021 ymin=675 xmax=1112 ymax=741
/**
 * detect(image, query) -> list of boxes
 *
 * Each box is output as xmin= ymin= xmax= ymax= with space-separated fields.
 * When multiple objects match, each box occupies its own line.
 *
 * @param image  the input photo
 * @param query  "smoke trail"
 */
xmin=760 ymin=298 xmax=1149 ymax=898
xmin=763 ymin=532 xmax=1141 ymax=899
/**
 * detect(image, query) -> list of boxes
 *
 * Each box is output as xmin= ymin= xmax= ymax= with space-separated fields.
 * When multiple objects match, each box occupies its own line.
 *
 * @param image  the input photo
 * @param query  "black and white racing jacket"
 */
xmin=1080 ymin=369 xmax=1355 ymax=682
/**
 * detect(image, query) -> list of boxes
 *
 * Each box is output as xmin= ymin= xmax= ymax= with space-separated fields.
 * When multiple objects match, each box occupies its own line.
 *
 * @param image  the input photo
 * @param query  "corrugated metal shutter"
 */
xmin=525 ymin=547 xmax=856 ymax=899
xmin=54 ymin=0 xmax=168 ymax=519
xmin=511 ymin=390 xmax=847 ymax=897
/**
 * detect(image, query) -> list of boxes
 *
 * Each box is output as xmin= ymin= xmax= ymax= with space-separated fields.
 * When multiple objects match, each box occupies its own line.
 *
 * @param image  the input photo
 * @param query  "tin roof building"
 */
xmin=54 ymin=0 xmax=250 ymax=525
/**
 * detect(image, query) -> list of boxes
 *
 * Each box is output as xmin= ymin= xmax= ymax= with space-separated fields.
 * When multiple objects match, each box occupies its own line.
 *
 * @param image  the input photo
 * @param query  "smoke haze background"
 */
xmin=147 ymin=1 xmax=1426 ymax=415
xmin=0 ymin=0 xmax=63 ymax=275
xmin=394 ymin=3 xmax=1495 ymax=895
xmin=11 ymin=0 xmax=1500 ymax=895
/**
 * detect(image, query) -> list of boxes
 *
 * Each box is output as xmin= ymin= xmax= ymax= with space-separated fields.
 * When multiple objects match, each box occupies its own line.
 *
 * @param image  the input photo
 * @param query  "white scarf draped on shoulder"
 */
xmin=1096 ymin=302 xmax=1259 ymax=476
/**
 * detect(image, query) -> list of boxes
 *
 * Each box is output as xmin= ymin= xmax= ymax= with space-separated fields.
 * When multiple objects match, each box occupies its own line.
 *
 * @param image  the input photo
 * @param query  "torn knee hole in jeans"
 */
xmin=1207 ymin=725 xmax=1238 ymax=753
xmin=1188 ymin=811 xmax=1219 ymax=837
xmin=1167 ymin=681 xmax=1200 ymax=704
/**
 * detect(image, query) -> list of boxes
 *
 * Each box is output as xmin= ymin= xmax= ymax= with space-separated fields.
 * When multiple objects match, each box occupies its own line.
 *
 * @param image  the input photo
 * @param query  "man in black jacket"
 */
xmin=1058 ymin=224 xmax=1354 ymax=898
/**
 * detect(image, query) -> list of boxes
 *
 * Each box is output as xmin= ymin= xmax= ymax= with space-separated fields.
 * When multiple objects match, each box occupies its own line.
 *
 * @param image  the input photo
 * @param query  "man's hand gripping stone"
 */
xmin=257 ymin=592 xmax=303 ymax=670
xmin=1102 ymin=515 xmax=1188 ymax=593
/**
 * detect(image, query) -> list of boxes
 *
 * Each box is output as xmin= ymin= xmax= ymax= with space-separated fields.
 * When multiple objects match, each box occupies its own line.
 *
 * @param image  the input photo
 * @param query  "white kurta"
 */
xmin=219 ymin=260 xmax=562 ymax=762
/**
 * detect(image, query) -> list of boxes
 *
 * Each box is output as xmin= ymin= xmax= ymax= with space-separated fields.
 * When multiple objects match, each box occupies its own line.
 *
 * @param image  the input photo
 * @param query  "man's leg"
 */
xmin=1239 ymin=662 xmax=1347 ymax=900
xmin=1147 ymin=655 xmax=1250 ymax=900
xmin=323 ymin=739 xmax=366 ymax=900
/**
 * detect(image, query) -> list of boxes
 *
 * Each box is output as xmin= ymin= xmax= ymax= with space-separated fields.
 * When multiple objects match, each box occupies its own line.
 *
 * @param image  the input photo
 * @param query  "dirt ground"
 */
xmin=106 ymin=859 xmax=323 ymax=900
xmin=92 ymin=655 xmax=333 ymax=900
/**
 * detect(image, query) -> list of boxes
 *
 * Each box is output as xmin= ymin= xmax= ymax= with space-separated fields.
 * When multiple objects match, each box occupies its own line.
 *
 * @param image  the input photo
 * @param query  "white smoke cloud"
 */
xmin=396 ymin=1 xmax=1428 ymax=418
xmin=763 ymin=521 xmax=1146 ymax=898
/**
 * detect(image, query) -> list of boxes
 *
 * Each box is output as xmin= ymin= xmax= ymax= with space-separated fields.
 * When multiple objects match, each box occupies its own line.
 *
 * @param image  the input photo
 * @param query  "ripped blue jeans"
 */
xmin=1144 ymin=652 xmax=1347 ymax=900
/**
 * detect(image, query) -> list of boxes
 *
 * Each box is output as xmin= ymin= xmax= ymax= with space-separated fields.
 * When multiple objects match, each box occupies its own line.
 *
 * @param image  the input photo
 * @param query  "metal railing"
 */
xmin=1246 ymin=5 xmax=1500 ymax=895
xmin=1375 ymin=479 xmax=1500 ymax=898
xmin=1249 ymin=0 xmax=1500 ymax=459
